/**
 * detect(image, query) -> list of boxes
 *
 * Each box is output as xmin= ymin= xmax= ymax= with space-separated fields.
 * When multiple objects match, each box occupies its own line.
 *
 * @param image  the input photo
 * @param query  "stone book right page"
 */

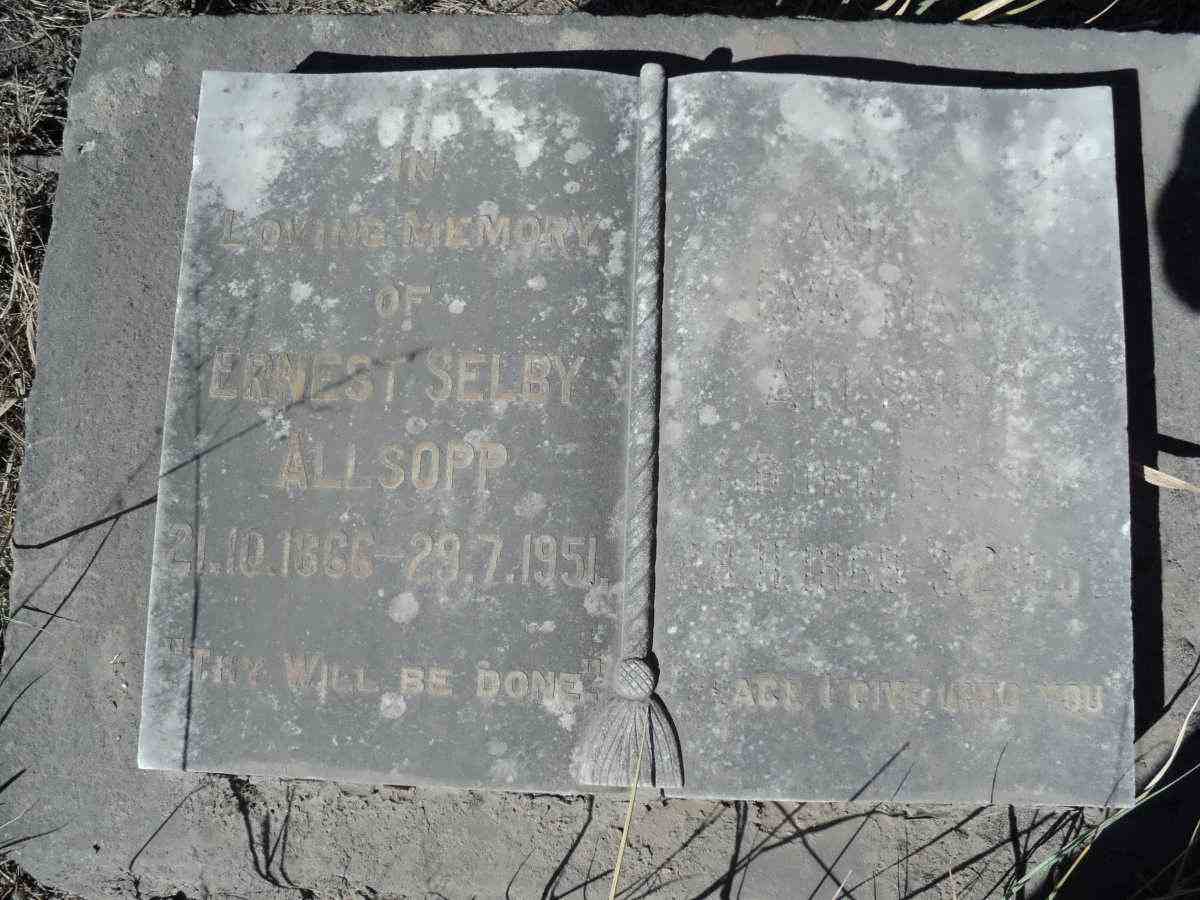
xmin=655 ymin=71 xmax=1133 ymax=805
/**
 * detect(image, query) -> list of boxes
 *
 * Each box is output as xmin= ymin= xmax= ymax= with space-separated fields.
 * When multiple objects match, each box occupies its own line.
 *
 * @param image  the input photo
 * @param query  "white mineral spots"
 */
xmin=856 ymin=279 xmax=888 ymax=339
xmin=388 ymin=592 xmax=420 ymax=624
xmin=526 ymin=275 xmax=547 ymax=291
xmin=777 ymin=78 xmax=907 ymax=181
xmin=486 ymin=739 xmax=508 ymax=756
xmin=606 ymin=229 xmax=627 ymax=278
xmin=316 ymin=121 xmax=347 ymax=148
xmin=1002 ymin=96 xmax=1113 ymax=236
xmin=514 ymin=492 xmax=546 ymax=518
xmin=376 ymin=83 xmax=462 ymax=151
xmin=564 ymin=181 xmax=581 ymax=195
xmin=753 ymin=367 xmax=780 ymax=399
xmin=430 ymin=110 xmax=462 ymax=143
xmin=289 ymin=281 xmax=313 ymax=305
xmin=405 ymin=417 xmax=427 ymax=434
xmin=564 ymin=141 xmax=592 ymax=164
xmin=376 ymin=107 xmax=408 ymax=147
xmin=447 ymin=298 xmax=466 ymax=315
xmin=699 ymin=404 xmax=720 ymax=426
xmin=544 ymin=691 xmax=577 ymax=732
xmin=666 ymin=85 xmax=704 ymax=157
xmin=879 ymin=262 xmax=903 ymax=285
xmin=662 ymin=354 xmax=684 ymax=407
xmin=664 ymin=420 xmax=685 ymax=447
xmin=468 ymin=70 xmax=544 ymax=170
xmin=583 ymin=582 xmax=616 ymax=617
xmin=954 ymin=119 xmax=986 ymax=169
xmin=195 ymin=73 xmax=301 ymax=214
xmin=602 ymin=301 xmax=621 ymax=323
xmin=555 ymin=110 xmax=581 ymax=140
xmin=379 ymin=693 xmax=407 ymax=719
xmin=526 ymin=621 xmax=556 ymax=634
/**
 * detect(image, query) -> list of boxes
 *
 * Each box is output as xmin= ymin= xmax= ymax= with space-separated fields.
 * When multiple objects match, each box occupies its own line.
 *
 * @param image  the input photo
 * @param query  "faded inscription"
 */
xmin=141 ymin=68 xmax=639 ymax=789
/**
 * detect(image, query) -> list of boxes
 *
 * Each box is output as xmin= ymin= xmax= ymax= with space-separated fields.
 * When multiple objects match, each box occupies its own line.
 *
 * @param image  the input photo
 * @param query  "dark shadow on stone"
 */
xmin=1157 ymin=433 xmax=1200 ymax=459
xmin=605 ymin=804 xmax=724 ymax=898
xmin=225 ymin=777 xmax=315 ymax=899
xmin=505 ymin=847 xmax=536 ymax=900
xmin=298 ymin=47 xmax=1141 ymax=93
xmin=881 ymin=808 xmax=1081 ymax=900
xmin=1156 ymin=93 xmax=1200 ymax=315
xmin=0 ymin=518 xmax=118 ymax=693
xmin=127 ymin=783 xmax=210 ymax=874
xmin=1107 ymin=71 xmax=1163 ymax=738
xmin=1165 ymin=650 xmax=1200 ymax=715
xmin=718 ymin=800 xmax=750 ymax=900
xmin=539 ymin=795 xmax=595 ymax=900
xmin=1048 ymin=731 xmax=1200 ymax=899
xmin=293 ymin=49 xmax=709 ymax=78
xmin=663 ymin=748 xmax=914 ymax=899
xmin=680 ymin=804 xmax=873 ymax=900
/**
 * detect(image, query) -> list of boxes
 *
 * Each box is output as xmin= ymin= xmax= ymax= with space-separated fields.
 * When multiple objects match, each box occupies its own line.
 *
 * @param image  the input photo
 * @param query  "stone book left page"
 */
xmin=138 ymin=68 xmax=639 ymax=791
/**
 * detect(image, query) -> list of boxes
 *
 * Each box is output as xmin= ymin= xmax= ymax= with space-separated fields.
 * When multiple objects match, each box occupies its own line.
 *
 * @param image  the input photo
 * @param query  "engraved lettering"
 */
xmin=550 ymin=355 xmax=585 ymax=404
xmin=277 ymin=431 xmax=309 ymax=491
xmin=457 ymin=352 xmax=487 ymax=402
xmin=345 ymin=354 xmax=374 ymax=402
xmin=220 ymin=209 xmax=243 ymax=248
xmin=478 ymin=214 xmax=511 ymax=249
xmin=209 ymin=349 xmax=240 ymax=400
xmin=426 ymin=350 xmax=453 ymax=401
xmin=312 ymin=352 xmax=343 ymax=404
xmin=522 ymin=354 xmax=551 ymax=402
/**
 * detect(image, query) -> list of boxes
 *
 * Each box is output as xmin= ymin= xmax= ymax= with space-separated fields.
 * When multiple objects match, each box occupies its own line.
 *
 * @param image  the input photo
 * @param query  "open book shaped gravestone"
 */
xmin=139 ymin=63 xmax=1133 ymax=806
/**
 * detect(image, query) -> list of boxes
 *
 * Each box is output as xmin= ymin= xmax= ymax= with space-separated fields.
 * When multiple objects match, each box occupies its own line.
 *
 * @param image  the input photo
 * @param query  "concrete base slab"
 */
xmin=6 ymin=13 xmax=1200 ymax=896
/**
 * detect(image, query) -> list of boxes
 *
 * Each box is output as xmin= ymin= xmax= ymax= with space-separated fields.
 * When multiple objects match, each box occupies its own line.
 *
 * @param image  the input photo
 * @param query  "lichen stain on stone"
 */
xmin=388 ymin=591 xmax=420 ymax=625
xmin=78 ymin=53 xmax=171 ymax=140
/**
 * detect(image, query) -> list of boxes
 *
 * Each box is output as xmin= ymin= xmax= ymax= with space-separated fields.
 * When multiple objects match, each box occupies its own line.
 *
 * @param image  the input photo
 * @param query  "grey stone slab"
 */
xmin=658 ymin=72 xmax=1130 ymax=806
xmin=139 ymin=68 xmax=636 ymax=790
xmin=5 ymin=12 xmax=1198 ymax=897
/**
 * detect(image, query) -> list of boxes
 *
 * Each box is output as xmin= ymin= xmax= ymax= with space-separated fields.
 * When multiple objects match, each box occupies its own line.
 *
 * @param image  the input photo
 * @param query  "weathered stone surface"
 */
xmin=140 ymin=68 xmax=636 ymax=790
xmin=658 ymin=72 xmax=1130 ymax=805
xmin=5 ymin=12 xmax=1199 ymax=897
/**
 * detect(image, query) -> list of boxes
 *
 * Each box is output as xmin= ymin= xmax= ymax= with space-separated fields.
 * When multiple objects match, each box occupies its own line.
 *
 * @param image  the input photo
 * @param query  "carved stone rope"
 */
xmin=577 ymin=63 xmax=683 ymax=789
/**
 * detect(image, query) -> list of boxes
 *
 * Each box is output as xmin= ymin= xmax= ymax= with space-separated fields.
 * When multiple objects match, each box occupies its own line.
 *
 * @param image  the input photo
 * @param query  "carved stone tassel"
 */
xmin=578 ymin=64 xmax=683 ymax=790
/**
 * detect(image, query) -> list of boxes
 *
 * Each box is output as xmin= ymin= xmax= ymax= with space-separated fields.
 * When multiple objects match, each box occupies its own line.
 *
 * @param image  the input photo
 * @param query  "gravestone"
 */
xmin=656 ymin=73 xmax=1130 ymax=804
xmin=140 ymin=68 xmax=638 ymax=788
xmin=141 ymin=63 xmax=1132 ymax=806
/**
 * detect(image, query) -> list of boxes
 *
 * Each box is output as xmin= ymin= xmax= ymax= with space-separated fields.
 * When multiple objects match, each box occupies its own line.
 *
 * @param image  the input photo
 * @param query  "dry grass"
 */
xmin=0 ymin=860 xmax=78 ymax=900
xmin=0 ymin=66 xmax=55 ymax=673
